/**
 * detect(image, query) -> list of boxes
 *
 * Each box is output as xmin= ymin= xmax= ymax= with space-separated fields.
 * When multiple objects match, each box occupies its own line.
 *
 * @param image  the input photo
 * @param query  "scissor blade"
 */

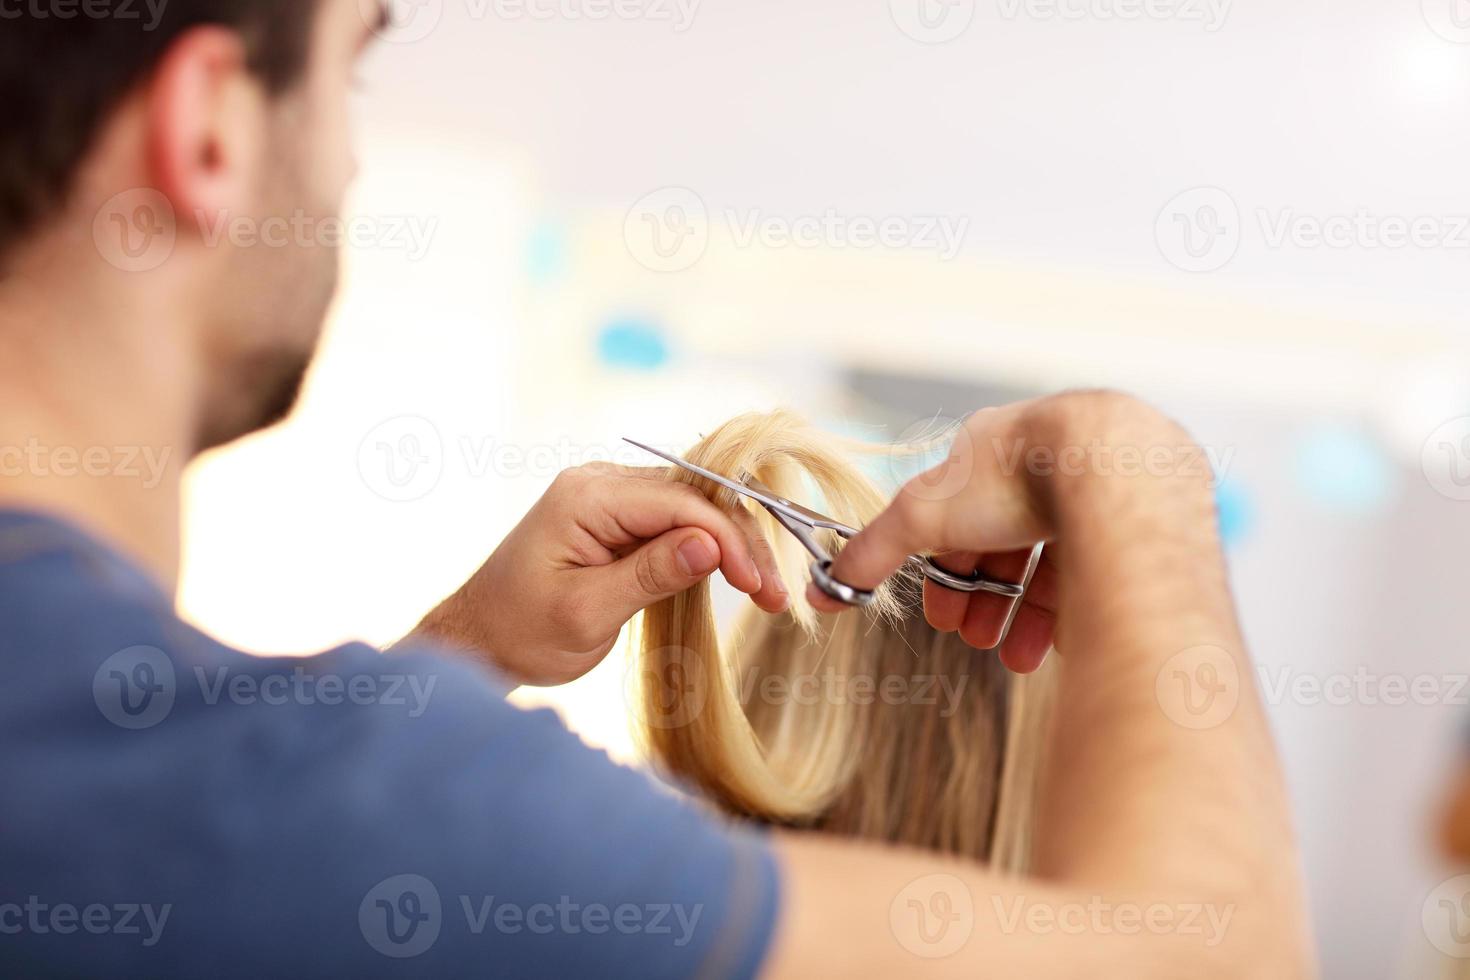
xmin=622 ymin=438 xmax=787 ymax=512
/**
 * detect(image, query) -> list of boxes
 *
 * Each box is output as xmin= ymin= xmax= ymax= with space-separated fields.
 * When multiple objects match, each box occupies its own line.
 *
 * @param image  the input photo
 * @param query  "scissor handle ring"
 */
xmin=810 ymin=560 xmax=877 ymax=608
xmin=916 ymin=556 xmax=1027 ymax=598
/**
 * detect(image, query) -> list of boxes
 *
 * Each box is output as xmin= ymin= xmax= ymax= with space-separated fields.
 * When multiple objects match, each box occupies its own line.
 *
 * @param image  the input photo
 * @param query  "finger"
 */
xmin=922 ymin=550 xmax=980 ymax=632
xmin=582 ymin=462 xmax=666 ymax=480
xmin=806 ymin=581 xmax=849 ymax=614
xmin=728 ymin=504 xmax=790 ymax=613
xmin=610 ymin=527 xmax=723 ymax=613
xmin=996 ymin=602 xmax=1055 ymax=674
xmin=824 ymin=481 xmax=945 ymax=599
xmin=592 ymin=477 xmax=764 ymax=595
xmin=954 ymin=549 xmax=1051 ymax=651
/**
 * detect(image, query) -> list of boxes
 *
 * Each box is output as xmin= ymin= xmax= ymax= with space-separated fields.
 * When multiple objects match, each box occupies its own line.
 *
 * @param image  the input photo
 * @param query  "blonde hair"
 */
xmin=635 ymin=410 xmax=1055 ymax=870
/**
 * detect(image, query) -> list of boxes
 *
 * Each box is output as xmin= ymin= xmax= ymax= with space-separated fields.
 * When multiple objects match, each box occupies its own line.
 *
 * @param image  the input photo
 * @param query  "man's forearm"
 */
xmin=1028 ymin=400 xmax=1304 ymax=943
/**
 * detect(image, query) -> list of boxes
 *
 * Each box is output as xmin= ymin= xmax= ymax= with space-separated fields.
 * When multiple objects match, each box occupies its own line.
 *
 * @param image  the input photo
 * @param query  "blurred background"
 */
xmin=174 ymin=1 xmax=1470 ymax=975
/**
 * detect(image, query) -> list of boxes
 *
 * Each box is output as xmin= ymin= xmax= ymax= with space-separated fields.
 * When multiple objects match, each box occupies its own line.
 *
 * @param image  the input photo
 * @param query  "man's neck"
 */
xmin=0 ymin=259 xmax=200 ymax=595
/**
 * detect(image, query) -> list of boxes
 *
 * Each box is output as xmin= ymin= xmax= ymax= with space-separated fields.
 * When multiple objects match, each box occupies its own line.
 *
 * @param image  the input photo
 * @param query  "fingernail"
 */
xmin=676 ymin=536 xmax=719 ymax=577
xmin=748 ymin=558 xmax=763 ymax=591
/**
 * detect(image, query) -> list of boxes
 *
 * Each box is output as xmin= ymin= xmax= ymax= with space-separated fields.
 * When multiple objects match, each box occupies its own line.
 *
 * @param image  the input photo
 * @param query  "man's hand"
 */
xmin=403 ymin=463 xmax=788 ymax=688
xmin=809 ymin=391 xmax=1221 ymax=673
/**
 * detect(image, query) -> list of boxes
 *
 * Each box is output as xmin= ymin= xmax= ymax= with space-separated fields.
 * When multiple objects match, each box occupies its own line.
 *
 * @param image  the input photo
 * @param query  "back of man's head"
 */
xmin=0 ymin=0 xmax=319 ymax=261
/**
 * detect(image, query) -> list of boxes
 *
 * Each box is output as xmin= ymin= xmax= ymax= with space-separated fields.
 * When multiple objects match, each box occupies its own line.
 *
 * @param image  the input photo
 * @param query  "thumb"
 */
xmin=614 ymin=528 xmax=722 ymax=611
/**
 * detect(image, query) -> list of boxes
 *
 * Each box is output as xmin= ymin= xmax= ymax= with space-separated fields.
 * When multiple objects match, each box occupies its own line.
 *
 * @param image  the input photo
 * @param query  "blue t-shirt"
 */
xmin=0 ymin=510 xmax=779 ymax=978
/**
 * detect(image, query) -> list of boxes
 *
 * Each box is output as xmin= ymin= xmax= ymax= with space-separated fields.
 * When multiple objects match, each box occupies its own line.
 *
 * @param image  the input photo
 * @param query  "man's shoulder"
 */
xmin=0 ymin=508 xmax=523 ymax=747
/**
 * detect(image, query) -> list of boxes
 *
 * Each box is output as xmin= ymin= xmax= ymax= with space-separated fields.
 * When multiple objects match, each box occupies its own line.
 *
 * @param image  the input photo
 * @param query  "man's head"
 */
xmin=0 ymin=0 xmax=387 ymax=450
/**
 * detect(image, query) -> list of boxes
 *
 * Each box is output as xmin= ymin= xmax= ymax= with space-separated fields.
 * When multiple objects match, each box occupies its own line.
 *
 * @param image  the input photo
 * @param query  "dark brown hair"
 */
xmin=0 ymin=0 xmax=324 ymax=258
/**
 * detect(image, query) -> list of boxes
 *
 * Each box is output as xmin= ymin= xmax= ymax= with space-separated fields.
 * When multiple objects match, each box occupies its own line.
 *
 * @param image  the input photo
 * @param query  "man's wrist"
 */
xmin=1021 ymin=390 xmax=1218 ymax=531
xmin=1021 ymin=391 xmax=1235 ymax=658
xmin=398 ymin=590 xmax=519 ymax=684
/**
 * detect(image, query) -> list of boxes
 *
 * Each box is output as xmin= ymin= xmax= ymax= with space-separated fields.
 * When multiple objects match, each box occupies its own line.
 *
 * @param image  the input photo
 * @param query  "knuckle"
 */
xmin=1039 ymin=389 xmax=1190 ymax=447
xmin=634 ymin=548 xmax=671 ymax=597
xmin=550 ymin=466 xmax=588 ymax=493
xmin=891 ymin=485 xmax=944 ymax=542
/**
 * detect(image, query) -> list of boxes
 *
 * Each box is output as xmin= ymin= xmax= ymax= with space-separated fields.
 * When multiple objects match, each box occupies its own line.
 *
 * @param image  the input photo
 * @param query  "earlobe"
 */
xmin=145 ymin=26 xmax=262 ymax=240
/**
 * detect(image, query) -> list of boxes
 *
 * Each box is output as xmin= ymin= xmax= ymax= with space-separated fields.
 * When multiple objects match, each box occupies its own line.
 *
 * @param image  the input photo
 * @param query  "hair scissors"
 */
xmin=625 ymin=438 xmax=1044 ymax=647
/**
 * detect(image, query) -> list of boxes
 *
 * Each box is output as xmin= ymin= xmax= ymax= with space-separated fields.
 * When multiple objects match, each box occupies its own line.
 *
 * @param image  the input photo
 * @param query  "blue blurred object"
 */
xmin=1214 ymin=478 xmax=1253 ymax=547
xmin=596 ymin=317 xmax=670 ymax=370
xmin=525 ymin=220 xmax=565 ymax=286
xmin=1292 ymin=425 xmax=1397 ymax=515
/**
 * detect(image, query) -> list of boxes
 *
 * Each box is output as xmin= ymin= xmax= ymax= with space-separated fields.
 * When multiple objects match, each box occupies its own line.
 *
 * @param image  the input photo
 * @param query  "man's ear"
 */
xmin=146 ymin=26 xmax=268 ymax=236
